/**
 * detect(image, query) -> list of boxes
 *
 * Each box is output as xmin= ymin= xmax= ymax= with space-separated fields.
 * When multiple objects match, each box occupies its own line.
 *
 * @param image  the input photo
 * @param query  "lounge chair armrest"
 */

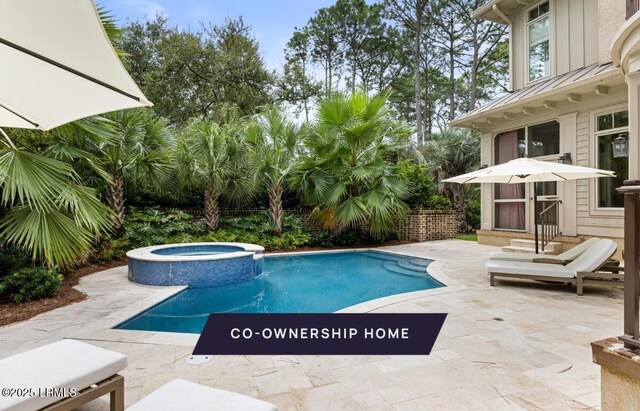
xmin=532 ymin=258 xmax=568 ymax=265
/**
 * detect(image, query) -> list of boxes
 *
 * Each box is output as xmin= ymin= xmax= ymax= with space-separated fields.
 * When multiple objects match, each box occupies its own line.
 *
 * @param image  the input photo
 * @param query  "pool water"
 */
xmin=150 ymin=244 xmax=244 ymax=256
xmin=117 ymin=251 xmax=442 ymax=334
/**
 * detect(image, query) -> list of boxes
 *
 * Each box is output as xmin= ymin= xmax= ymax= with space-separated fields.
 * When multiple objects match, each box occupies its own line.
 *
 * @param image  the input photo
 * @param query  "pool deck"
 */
xmin=0 ymin=240 xmax=624 ymax=410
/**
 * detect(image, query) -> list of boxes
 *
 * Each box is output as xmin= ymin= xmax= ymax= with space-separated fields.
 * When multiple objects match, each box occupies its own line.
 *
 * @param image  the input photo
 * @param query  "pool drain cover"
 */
xmin=185 ymin=355 xmax=213 ymax=365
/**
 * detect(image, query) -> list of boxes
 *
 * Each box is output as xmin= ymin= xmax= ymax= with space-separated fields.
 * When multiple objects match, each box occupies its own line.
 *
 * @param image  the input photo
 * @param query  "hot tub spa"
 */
xmin=126 ymin=242 xmax=264 ymax=288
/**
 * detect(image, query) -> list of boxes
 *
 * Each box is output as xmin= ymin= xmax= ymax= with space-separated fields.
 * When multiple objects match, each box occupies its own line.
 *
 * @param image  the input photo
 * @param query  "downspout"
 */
xmin=493 ymin=4 xmax=514 ymax=92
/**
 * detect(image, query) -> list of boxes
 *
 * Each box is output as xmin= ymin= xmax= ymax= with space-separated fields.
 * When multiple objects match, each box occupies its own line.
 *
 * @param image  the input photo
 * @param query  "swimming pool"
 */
xmin=117 ymin=250 xmax=442 ymax=334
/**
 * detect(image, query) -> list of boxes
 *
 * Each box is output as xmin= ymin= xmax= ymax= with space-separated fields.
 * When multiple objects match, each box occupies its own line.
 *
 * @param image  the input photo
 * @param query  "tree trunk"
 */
xmin=448 ymin=19 xmax=456 ymax=121
xmin=268 ymin=183 xmax=284 ymax=236
xmin=414 ymin=20 xmax=423 ymax=144
xmin=451 ymin=185 xmax=467 ymax=234
xmin=204 ymin=183 xmax=220 ymax=231
xmin=106 ymin=172 xmax=125 ymax=235
xmin=470 ymin=21 xmax=479 ymax=111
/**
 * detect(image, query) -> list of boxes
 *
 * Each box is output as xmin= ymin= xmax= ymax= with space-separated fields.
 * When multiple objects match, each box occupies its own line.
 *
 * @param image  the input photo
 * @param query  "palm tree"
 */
xmin=245 ymin=107 xmax=302 ymax=235
xmin=292 ymin=91 xmax=414 ymax=234
xmin=0 ymin=127 xmax=113 ymax=267
xmin=421 ymin=128 xmax=480 ymax=233
xmin=176 ymin=119 xmax=254 ymax=231
xmin=50 ymin=110 xmax=175 ymax=234
xmin=99 ymin=110 xmax=174 ymax=233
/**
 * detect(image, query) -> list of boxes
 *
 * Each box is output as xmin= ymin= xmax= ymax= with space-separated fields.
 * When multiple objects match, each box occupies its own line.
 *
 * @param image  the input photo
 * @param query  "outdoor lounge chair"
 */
xmin=487 ymin=239 xmax=622 ymax=295
xmin=488 ymin=237 xmax=600 ymax=263
xmin=127 ymin=379 xmax=277 ymax=411
xmin=0 ymin=339 xmax=127 ymax=411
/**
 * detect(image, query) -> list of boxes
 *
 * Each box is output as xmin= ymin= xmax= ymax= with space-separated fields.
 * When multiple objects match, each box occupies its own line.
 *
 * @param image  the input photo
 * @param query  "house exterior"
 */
xmin=451 ymin=0 xmax=640 ymax=255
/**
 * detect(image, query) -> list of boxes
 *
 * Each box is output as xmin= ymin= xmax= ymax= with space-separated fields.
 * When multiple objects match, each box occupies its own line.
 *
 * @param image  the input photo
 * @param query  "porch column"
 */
xmin=628 ymin=71 xmax=640 ymax=180
xmin=480 ymin=133 xmax=493 ymax=231
xmin=558 ymin=113 xmax=577 ymax=236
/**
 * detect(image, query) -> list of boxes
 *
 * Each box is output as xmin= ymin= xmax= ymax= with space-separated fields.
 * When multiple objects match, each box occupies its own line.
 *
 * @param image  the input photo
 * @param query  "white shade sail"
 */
xmin=0 ymin=0 xmax=152 ymax=131
xmin=443 ymin=157 xmax=615 ymax=184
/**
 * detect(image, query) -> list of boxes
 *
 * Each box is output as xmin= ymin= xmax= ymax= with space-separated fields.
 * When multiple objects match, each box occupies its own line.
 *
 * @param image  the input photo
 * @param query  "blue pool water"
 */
xmin=117 ymin=251 xmax=442 ymax=334
xmin=151 ymin=244 xmax=244 ymax=256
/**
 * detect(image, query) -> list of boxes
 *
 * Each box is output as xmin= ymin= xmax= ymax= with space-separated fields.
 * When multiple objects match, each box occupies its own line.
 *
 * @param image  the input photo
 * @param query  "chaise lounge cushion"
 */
xmin=486 ymin=239 xmax=618 ymax=279
xmin=127 ymin=379 xmax=277 ymax=411
xmin=0 ymin=339 xmax=127 ymax=411
xmin=488 ymin=237 xmax=599 ymax=263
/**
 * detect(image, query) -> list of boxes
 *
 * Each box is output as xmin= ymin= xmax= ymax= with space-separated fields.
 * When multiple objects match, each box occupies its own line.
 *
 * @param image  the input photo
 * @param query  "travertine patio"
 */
xmin=0 ymin=240 xmax=624 ymax=410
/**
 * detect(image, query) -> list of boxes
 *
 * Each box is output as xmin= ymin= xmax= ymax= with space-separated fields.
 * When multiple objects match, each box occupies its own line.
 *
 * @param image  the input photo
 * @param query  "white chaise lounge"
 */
xmin=0 ymin=339 xmax=127 ymax=411
xmin=127 ymin=379 xmax=277 ymax=411
xmin=487 ymin=238 xmax=621 ymax=295
xmin=488 ymin=237 xmax=600 ymax=263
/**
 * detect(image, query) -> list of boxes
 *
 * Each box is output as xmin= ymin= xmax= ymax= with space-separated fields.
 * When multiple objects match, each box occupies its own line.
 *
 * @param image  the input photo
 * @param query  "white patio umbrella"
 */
xmin=0 ymin=0 xmax=151 ymax=131
xmin=443 ymin=157 xmax=616 ymax=253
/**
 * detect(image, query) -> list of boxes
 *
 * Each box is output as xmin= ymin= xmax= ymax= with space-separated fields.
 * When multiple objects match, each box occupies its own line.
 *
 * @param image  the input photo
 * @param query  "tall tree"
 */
xmin=292 ymin=91 xmax=414 ymax=234
xmin=245 ymin=107 xmax=303 ymax=235
xmin=49 ymin=110 xmax=175 ymax=234
xmin=281 ymin=28 xmax=322 ymax=122
xmin=118 ymin=16 xmax=274 ymax=124
xmin=385 ymin=0 xmax=430 ymax=144
xmin=450 ymin=0 xmax=508 ymax=111
xmin=422 ymin=128 xmax=480 ymax=232
xmin=175 ymin=120 xmax=254 ymax=231
xmin=308 ymin=8 xmax=343 ymax=94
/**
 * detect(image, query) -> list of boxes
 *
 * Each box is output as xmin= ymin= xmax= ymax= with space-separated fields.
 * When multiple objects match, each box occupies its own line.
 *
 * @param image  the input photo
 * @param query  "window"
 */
xmin=493 ymin=121 xmax=560 ymax=231
xmin=528 ymin=1 xmax=550 ymax=82
xmin=494 ymin=131 xmax=526 ymax=230
xmin=595 ymin=110 xmax=629 ymax=208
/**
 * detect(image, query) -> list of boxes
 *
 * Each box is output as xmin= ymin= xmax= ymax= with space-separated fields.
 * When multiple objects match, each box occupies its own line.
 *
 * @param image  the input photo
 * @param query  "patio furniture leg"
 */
xmin=490 ymin=273 xmax=495 ymax=286
xmin=111 ymin=373 xmax=125 ymax=411
xmin=577 ymin=273 xmax=584 ymax=295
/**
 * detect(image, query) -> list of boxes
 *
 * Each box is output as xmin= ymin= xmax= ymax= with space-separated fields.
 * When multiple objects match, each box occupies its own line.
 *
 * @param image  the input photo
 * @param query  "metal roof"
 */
xmin=450 ymin=62 xmax=624 ymax=128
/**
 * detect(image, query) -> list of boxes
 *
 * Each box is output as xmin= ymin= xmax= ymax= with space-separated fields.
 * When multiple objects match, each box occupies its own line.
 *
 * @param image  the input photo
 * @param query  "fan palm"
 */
xmin=421 ymin=128 xmax=480 ymax=233
xmin=245 ymin=107 xmax=303 ymax=235
xmin=0 ymin=129 xmax=113 ymax=267
xmin=292 ymin=91 xmax=413 ymax=234
xmin=99 ymin=110 xmax=174 ymax=233
xmin=49 ymin=110 xmax=175 ymax=234
xmin=176 ymin=119 xmax=254 ymax=231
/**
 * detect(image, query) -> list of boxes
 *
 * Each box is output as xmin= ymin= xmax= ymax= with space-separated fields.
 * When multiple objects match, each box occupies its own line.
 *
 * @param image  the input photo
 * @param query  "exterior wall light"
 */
xmin=612 ymin=133 xmax=629 ymax=158
xmin=558 ymin=152 xmax=572 ymax=164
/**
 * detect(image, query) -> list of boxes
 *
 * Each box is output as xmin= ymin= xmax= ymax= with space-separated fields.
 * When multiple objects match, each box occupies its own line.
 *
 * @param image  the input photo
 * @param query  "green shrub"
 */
xmin=123 ymin=207 xmax=208 ymax=247
xmin=465 ymin=198 xmax=481 ymax=231
xmin=309 ymin=232 xmax=332 ymax=247
xmin=119 ymin=209 xmax=313 ymax=252
xmin=0 ymin=248 xmax=31 ymax=278
xmin=90 ymin=238 xmax=131 ymax=263
xmin=0 ymin=268 xmax=63 ymax=303
xmin=425 ymin=194 xmax=451 ymax=210
xmin=396 ymin=160 xmax=440 ymax=208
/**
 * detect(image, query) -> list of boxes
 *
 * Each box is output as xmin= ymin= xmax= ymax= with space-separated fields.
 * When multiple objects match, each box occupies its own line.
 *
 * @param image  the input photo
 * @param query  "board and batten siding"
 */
xmin=575 ymin=111 xmax=624 ymax=237
xmin=512 ymin=0 xmax=600 ymax=91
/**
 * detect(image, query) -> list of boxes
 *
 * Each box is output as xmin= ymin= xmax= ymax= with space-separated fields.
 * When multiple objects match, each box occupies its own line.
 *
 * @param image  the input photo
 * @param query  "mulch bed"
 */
xmin=0 ymin=259 xmax=127 ymax=328
xmin=0 ymin=239 xmax=416 ymax=328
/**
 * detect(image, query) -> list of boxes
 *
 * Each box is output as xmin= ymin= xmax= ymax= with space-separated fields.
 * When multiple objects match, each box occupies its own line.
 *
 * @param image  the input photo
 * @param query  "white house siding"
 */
xmin=575 ymin=108 xmax=625 ymax=239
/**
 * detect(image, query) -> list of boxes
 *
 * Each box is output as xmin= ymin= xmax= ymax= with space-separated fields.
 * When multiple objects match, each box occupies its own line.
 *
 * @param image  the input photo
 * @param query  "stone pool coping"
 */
xmin=68 ymin=247 xmax=463 ymax=347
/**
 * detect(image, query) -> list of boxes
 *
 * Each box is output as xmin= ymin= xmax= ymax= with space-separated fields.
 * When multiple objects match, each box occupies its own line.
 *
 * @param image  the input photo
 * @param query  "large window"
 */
xmin=493 ymin=121 xmax=560 ymax=230
xmin=528 ymin=1 xmax=550 ymax=82
xmin=596 ymin=110 xmax=629 ymax=208
xmin=494 ymin=131 xmax=526 ymax=230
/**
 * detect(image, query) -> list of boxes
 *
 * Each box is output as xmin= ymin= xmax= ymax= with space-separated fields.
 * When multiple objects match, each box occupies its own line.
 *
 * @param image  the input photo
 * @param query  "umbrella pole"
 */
xmin=533 ymin=182 xmax=539 ymax=254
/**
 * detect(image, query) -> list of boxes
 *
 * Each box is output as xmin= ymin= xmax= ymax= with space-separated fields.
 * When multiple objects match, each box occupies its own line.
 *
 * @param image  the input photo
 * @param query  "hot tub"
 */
xmin=126 ymin=242 xmax=264 ymax=288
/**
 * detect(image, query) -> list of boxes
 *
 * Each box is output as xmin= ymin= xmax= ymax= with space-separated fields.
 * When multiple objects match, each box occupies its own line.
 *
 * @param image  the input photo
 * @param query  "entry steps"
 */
xmin=501 ymin=239 xmax=562 ymax=255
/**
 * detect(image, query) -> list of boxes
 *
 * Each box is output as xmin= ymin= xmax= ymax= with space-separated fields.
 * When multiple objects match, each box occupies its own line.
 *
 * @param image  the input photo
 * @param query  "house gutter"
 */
xmin=492 ymin=4 xmax=514 ymax=92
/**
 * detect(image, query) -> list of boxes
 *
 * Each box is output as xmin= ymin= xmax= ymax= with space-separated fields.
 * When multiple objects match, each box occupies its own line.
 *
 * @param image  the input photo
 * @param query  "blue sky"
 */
xmin=106 ymin=0 xmax=336 ymax=71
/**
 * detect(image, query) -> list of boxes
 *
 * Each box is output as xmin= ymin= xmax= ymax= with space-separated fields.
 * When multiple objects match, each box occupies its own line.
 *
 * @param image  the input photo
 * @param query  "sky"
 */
xmin=106 ymin=0 xmax=337 ymax=71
